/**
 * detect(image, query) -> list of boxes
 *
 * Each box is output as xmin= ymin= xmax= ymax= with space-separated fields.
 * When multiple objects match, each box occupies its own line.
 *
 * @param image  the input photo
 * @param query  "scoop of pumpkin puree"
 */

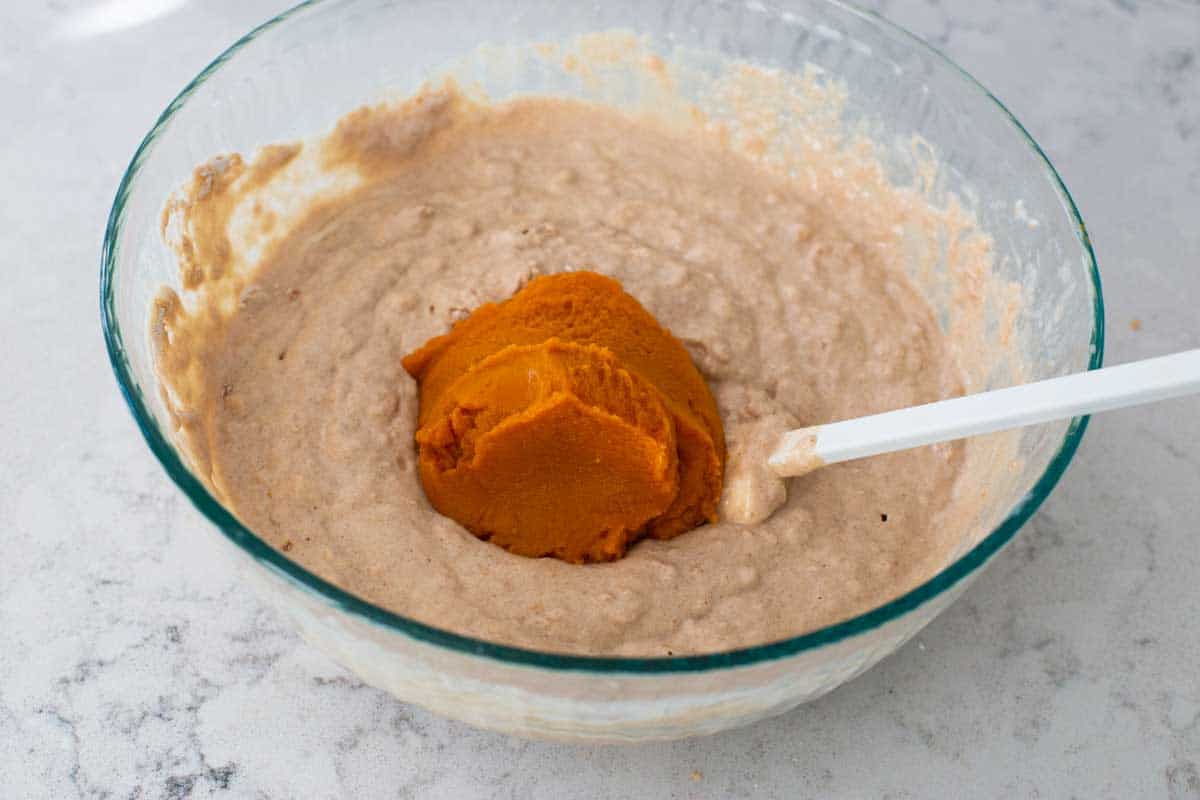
xmin=402 ymin=271 xmax=725 ymax=563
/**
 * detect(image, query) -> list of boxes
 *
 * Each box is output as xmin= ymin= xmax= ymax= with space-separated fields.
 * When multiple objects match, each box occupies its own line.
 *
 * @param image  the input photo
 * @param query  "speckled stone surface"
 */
xmin=2 ymin=1 xmax=1198 ymax=797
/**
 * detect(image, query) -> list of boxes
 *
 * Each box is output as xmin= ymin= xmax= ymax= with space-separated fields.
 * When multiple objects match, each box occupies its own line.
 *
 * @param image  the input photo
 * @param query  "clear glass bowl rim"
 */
xmin=99 ymin=0 xmax=1105 ymax=674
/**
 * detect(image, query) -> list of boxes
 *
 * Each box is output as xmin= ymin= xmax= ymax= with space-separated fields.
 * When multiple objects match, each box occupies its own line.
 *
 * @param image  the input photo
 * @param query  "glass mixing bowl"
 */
xmin=101 ymin=0 xmax=1102 ymax=742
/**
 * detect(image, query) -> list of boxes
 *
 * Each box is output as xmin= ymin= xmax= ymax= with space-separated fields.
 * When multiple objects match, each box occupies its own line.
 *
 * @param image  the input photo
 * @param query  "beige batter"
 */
xmin=155 ymin=85 xmax=976 ymax=656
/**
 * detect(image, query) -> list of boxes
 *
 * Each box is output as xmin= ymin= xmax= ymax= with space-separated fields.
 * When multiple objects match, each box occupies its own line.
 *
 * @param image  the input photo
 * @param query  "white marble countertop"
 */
xmin=3 ymin=1 xmax=1198 ymax=797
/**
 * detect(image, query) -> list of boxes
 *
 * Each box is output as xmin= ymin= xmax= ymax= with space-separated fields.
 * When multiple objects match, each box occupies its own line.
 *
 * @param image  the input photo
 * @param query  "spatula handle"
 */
xmin=768 ymin=348 xmax=1200 ymax=477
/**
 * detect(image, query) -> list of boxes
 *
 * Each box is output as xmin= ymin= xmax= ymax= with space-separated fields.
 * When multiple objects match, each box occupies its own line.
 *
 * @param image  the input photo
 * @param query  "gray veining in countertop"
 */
xmin=2 ymin=1 xmax=1198 ymax=797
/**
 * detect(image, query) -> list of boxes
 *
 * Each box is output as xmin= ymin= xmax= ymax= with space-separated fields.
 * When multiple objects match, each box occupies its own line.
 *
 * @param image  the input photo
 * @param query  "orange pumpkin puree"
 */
xmin=402 ymin=271 xmax=726 ymax=562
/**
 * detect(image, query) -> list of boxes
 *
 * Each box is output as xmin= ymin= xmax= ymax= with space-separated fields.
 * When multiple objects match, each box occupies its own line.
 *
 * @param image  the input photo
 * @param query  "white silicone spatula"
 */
xmin=768 ymin=348 xmax=1200 ymax=478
